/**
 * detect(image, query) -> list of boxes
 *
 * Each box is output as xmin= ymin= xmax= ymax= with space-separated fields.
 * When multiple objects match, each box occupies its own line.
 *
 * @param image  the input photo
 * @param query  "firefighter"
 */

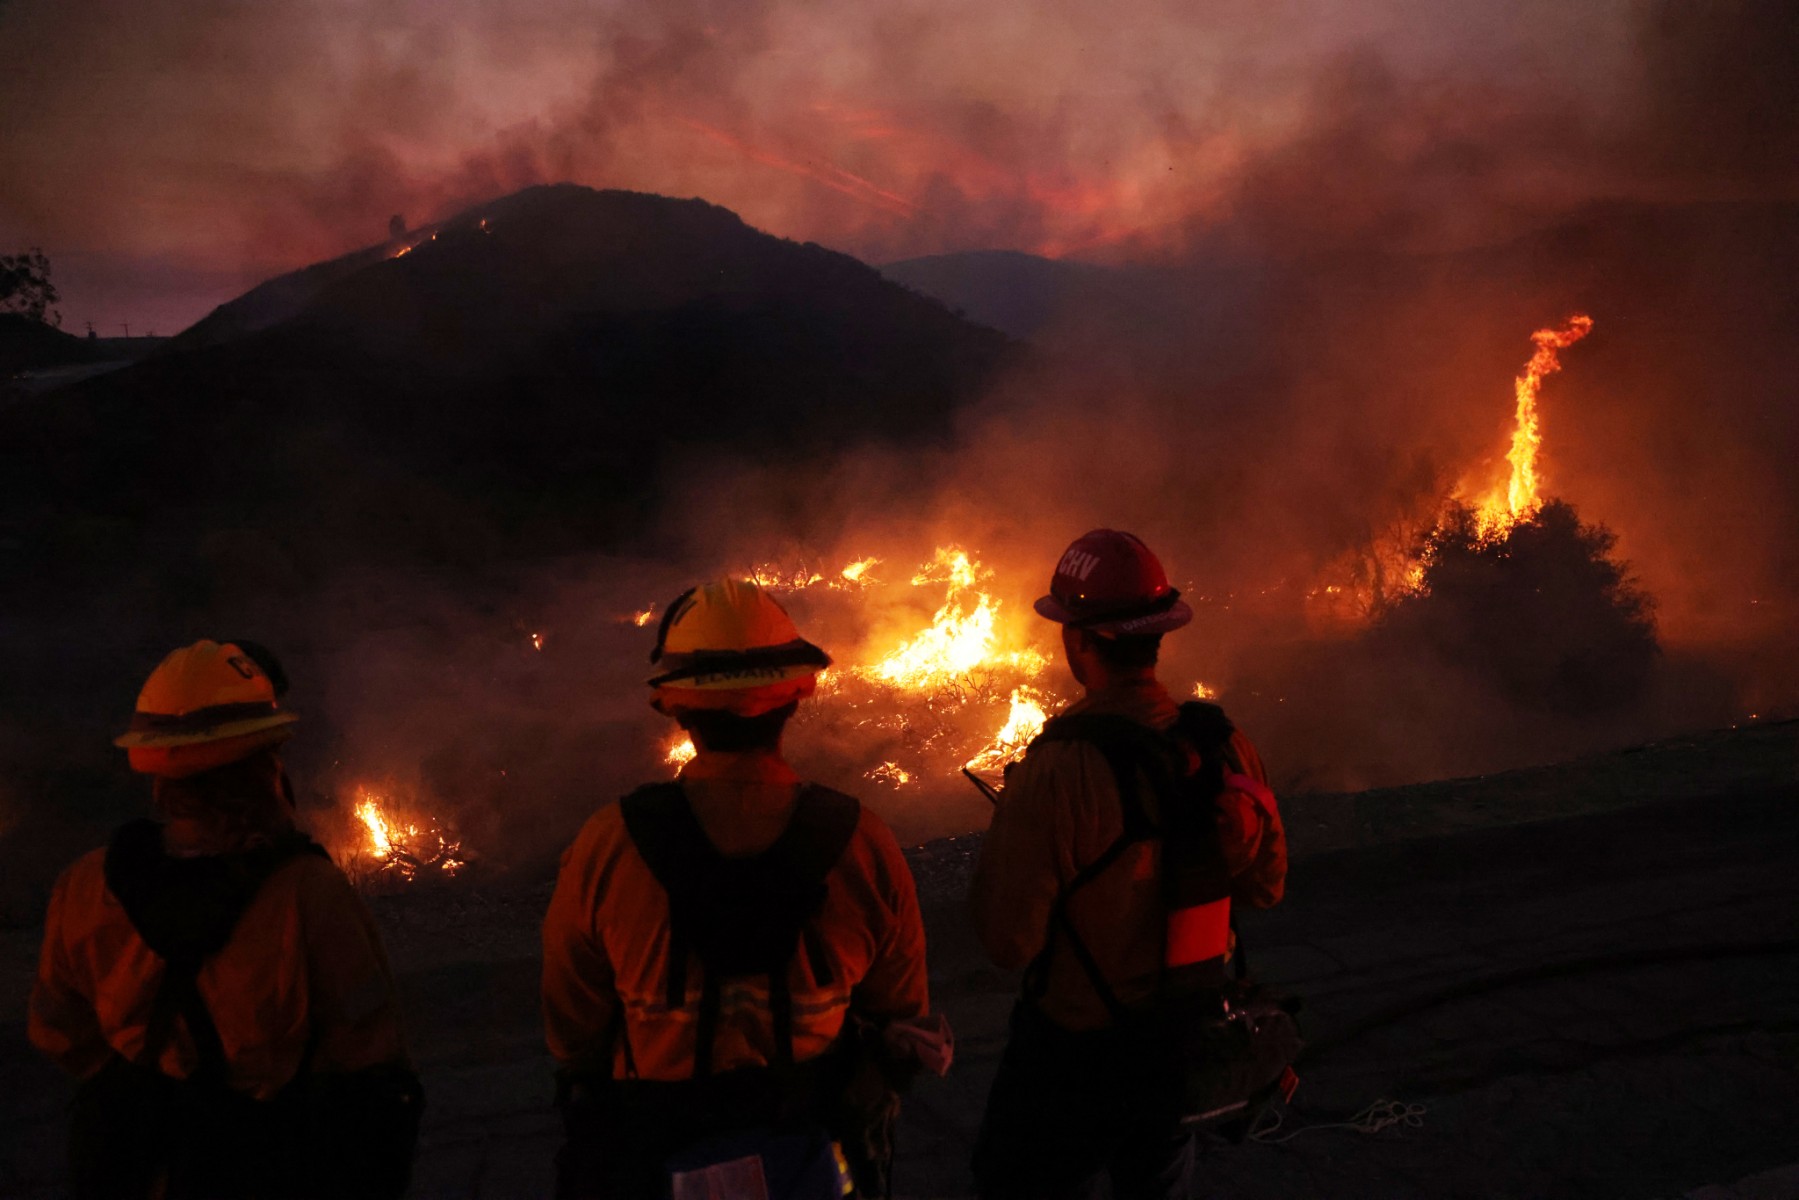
xmin=543 ymin=578 xmax=944 ymax=1199
xmin=969 ymin=530 xmax=1288 ymax=1200
xmin=28 ymin=640 xmax=419 ymax=1200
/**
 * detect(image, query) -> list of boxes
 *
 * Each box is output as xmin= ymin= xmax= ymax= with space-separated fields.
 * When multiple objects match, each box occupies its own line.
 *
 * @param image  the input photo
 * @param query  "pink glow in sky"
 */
xmin=1 ymin=0 xmax=1792 ymax=333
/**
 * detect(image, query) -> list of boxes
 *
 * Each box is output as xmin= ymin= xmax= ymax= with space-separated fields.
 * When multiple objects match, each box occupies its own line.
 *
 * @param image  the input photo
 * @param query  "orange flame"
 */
xmin=748 ymin=563 xmax=826 ymax=592
xmin=965 ymin=687 xmax=1052 ymax=776
xmin=1192 ymin=681 xmax=1218 ymax=700
xmin=867 ymin=760 xmax=913 ymax=786
xmin=839 ymin=557 xmax=881 ymax=585
xmin=870 ymin=548 xmax=1047 ymax=691
xmin=352 ymin=789 xmax=463 ymax=881
xmin=632 ymin=607 xmax=657 ymax=627
xmin=1477 ymin=315 xmax=1593 ymax=538
xmin=664 ymin=735 xmax=696 ymax=773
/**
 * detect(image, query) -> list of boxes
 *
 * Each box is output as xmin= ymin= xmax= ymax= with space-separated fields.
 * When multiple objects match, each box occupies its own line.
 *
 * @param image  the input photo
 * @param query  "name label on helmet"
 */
xmin=1057 ymin=548 xmax=1101 ymax=582
xmin=689 ymin=665 xmax=791 ymax=686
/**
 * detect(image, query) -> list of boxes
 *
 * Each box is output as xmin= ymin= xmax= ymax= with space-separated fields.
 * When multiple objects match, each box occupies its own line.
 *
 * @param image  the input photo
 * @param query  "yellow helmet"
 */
xmin=648 ymin=579 xmax=831 ymax=716
xmin=114 ymin=640 xmax=299 ymax=778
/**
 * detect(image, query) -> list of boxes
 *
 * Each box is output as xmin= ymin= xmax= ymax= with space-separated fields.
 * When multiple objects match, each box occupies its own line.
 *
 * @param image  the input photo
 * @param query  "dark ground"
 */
xmin=2 ymin=719 xmax=1795 ymax=1198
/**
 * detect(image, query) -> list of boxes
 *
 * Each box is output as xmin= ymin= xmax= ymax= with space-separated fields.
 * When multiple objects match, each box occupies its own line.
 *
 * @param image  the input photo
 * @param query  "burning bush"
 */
xmin=1376 ymin=499 xmax=1658 ymax=712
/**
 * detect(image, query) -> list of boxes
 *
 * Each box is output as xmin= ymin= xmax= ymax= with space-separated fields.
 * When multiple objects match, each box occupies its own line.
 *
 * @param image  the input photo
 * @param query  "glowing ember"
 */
xmin=665 ymin=735 xmax=696 ymax=773
xmin=966 ymin=687 xmax=1052 ymax=776
xmin=840 ymin=557 xmax=881 ymax=584
xmin=352 ymin=790 xmax=463 ymax=882
xmin=633 ymin=607 xmax=657 ymax=627
xmin=867 ymin=761 xmax=913 ymax=786
xmin=1193 ymin=681 xmax=1218 ymax=700
xmin=1475 ymin=315 xmax=1594 ymax=539
xmin=530 ymin=631 xmax=544 ymax=651
xmin=749 ymin=563 xmax=826 ymax=592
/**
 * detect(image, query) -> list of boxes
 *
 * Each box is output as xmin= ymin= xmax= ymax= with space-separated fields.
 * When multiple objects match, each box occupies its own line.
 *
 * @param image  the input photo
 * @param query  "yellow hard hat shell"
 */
xmin=125 ymin=727 xmax=294 ymax=779
xmin=114 ymin=641 xmax=299 ymax=773
xmin=648 ymin=579 xmax=831 ymax=692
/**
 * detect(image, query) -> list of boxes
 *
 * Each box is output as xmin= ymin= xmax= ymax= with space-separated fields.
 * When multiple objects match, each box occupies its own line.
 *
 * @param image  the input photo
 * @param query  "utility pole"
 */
xmin=121 ymin=322 xmax=130 ymax=338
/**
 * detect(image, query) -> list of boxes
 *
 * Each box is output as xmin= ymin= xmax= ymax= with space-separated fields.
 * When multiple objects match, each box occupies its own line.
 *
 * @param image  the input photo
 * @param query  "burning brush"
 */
xmin=1308 ymin=313 xmax=1597 ymax=623
xmin=346 ymin=787 xmax=465 ymax=885
xmin=687 ymin=545 xmax=1065 ymax=792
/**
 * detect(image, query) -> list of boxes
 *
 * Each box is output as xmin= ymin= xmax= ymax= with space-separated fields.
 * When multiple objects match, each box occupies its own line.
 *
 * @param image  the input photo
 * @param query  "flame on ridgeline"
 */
xmin=1475 ymin=315 xmax=1594 ymax=539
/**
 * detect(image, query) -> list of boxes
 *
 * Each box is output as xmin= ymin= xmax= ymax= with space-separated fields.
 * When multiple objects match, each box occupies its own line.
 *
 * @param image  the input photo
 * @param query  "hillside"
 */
xmin=0 ymin=314 xmax=103 ymax=377
xmin=0 ymin=186 xmax=1015 ymax=603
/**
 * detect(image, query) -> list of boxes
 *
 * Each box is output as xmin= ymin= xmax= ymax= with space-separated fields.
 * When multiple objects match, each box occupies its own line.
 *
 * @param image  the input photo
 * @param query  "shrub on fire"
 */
xmin=1378 ymin=499 xmax=1658 ymax=712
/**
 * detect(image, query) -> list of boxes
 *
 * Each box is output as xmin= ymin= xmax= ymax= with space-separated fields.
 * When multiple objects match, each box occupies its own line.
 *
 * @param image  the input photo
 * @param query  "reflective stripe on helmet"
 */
xmin=127 ymin=700 xmax=282 ymax=735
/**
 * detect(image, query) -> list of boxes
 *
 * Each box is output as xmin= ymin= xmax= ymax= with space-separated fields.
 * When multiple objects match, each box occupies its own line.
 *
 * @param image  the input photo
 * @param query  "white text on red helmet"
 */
xmin=1058 ymin=548 xmax=1101 ymax=582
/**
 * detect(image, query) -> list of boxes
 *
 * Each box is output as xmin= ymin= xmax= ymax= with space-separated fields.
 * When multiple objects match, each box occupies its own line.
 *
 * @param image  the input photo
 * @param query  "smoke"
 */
xmin=3 ymin=0 xmax=1798 ymax=916
xmin=7 ymin=0 xmax=1795 ymax=332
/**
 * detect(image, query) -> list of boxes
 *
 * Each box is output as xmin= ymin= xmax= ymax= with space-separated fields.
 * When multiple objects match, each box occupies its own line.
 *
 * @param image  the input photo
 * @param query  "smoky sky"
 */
xmin=2 ymin=0 xmax=1794 ymax=331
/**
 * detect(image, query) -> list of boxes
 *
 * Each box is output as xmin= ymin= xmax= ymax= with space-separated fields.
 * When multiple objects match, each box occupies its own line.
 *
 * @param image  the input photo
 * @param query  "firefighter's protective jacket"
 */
xmin=542 ymin=754 xmax=930 ymax=1079
xmin=970 ymin=679 xmax=1287 ymax=1031
xmin=29 ymin=845 xmax=408 ymax=1099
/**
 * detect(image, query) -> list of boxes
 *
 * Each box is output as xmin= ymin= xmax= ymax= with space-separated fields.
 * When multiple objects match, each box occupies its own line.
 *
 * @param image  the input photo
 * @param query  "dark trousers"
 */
xmin=972 ymin=1004 xmax=1196 ymax=1200
xmin=556 ymin=1056 xmax=865 ymax=1200
xmin=69 ymin=1056 xmax=420 ymax=1200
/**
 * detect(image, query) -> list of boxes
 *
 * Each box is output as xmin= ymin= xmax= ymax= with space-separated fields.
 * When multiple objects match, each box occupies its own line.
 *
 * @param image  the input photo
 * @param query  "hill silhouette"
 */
xmin=0 ymin=186 xmax=1015 ymax=611
xmin=0 ymin=314 xmax=104 ymax=377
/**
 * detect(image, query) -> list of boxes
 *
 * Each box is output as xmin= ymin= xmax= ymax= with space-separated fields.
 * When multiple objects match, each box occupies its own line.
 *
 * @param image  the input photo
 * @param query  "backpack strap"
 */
xmin=105 ymin=822 xmax=331 ymax=1082
xmin=619 ymin=782 xmax=698 ymax=1017
xmin=765 ymin=785 xmax=860 ymax=1069
xmin=1022 ymin=707 xmax=1248 ymax=1022
xmin=1173 ymin=702 xmax=1260 ymax=982
xmin=620 ymin=781 xmax=861 ymax=1079
xmin=1021 ymin=714 xmax=1182 ymax=1022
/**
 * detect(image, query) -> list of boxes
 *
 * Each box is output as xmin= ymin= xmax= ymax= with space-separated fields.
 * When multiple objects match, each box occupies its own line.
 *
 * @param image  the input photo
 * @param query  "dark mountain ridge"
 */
xmin=0 ymin=185 xmax=1016 ymax=611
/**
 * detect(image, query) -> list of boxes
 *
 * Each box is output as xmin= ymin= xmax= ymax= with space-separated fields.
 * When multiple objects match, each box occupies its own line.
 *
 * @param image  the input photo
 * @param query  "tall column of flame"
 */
xmin=1479 ymin=314 xmax=1593 ymax=536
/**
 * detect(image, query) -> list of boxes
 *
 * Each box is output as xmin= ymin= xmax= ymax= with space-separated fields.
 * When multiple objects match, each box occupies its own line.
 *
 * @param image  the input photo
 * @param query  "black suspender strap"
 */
xmin=768 ymin=967 xmax=796 ymax=1068
xmin=693 ymin=974 xmax=723 ymax=1080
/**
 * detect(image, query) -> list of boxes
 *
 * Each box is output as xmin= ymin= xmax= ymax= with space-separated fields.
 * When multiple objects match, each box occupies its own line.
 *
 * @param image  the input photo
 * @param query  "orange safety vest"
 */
xmin=30 ymin=830 xmax=408 ymax=1099
xmin=542 ymin=777 xmax=930 ymax=1082
xmin=972 ymin=687 xmax=1287 ymax=1032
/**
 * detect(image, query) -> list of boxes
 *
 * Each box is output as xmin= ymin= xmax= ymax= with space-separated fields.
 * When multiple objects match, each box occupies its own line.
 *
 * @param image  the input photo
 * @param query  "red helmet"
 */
xmin=1033 ymin=529 xmax=1192 ymax=636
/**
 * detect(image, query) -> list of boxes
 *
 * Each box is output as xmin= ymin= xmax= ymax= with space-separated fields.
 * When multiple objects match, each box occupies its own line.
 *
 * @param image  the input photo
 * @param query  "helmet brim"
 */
xmin=123 ymin=725 xmax=295 ymax=778
xmin=646 ymin=638 xmax=831 ymax=689
xmin=114 ymin=711 xmax=299 ymax=749
xmin=653 ymin=674 xmax=818 ymax=717
xmin=1033 ymin=593 xmax=1193 ymax=636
